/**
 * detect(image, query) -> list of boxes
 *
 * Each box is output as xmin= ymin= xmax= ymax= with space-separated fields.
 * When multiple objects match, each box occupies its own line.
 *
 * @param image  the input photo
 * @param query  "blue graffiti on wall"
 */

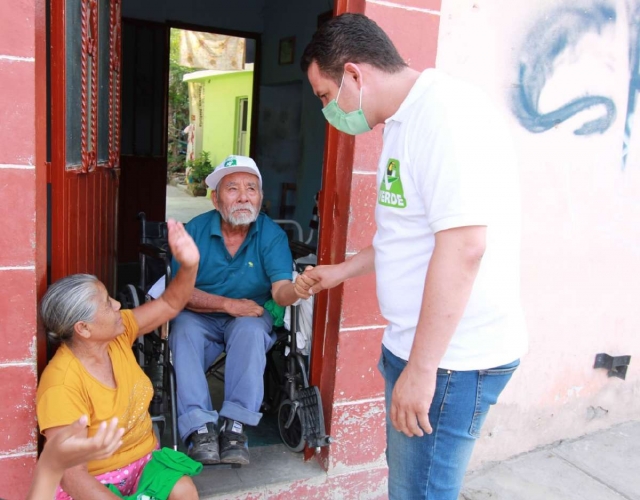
xmin=512 ymin=2 xmax=640 ymax=167
xmin=624 ymin=2 xmax=640 ymax=163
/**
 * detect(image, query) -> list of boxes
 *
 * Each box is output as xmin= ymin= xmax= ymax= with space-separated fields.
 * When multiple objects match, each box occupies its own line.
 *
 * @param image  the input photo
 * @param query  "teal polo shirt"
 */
xmin=172 ymin=210 xmax=293 ymax=306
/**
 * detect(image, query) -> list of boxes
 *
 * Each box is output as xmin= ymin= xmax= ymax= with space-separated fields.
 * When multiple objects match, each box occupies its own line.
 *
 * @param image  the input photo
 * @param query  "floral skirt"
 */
xmin=54 ymin=449 xmax=154 ymax=499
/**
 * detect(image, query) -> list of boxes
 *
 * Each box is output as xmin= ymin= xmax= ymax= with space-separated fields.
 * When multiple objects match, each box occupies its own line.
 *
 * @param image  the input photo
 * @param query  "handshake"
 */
xmin=293 ymin=265 xmax=342 ymax=300
xmin=293 ymin=266 xmax=321 ymax=300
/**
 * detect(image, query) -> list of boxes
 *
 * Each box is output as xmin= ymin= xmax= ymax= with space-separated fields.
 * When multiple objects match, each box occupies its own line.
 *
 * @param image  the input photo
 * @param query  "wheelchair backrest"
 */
xmin=139 ymin=212 xmax=169 ymax=252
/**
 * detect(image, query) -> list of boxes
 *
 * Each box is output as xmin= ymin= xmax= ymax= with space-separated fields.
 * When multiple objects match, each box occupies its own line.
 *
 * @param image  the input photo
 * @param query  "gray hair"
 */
xmin=40 ymin=274 xmax=101 ymax=344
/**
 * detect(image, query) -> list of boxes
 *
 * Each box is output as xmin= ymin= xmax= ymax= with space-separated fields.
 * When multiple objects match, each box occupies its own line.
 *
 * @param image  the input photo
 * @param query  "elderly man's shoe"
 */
xmin=188 ymin=422 xmax=220 ymax=465
xmin=219 ymin=419 xmax=250 ymax=465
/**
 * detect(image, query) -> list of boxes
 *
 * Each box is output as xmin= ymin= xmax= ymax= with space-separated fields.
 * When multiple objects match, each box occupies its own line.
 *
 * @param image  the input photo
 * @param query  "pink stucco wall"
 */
xmin=0 ymin=0 xmax=40 ymax=497
xmin=437 ymin=0 xmax=640 ymax=468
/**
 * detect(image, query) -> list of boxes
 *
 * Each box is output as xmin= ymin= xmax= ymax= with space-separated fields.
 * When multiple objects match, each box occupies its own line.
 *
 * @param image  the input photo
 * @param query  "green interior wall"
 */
xmin=194 ymin=71 xmax=254 ymax=166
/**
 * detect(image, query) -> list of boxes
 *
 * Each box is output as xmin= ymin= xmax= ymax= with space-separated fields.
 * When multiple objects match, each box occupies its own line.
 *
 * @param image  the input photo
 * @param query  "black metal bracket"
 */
xmin=594 ymin=353 xmax=631 ymax=380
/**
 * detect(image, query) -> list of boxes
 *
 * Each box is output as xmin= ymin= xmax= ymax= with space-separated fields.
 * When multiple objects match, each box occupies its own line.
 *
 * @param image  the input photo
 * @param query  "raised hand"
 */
xmin=167 ymin=219 xmax=199 ymax=270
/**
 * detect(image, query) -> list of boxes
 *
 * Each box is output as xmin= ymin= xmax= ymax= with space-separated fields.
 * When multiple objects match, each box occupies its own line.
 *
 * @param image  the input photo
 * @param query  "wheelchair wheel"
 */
xmin=278 ymin=399 xmax=305 ymax=453
xmin=117 ymin=284 xmax=144 ymax=309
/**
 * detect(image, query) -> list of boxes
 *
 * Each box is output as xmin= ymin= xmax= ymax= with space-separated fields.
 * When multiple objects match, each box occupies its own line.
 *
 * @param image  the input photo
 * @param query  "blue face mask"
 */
xmin=322 ymin=73 xmax=372 ymax=135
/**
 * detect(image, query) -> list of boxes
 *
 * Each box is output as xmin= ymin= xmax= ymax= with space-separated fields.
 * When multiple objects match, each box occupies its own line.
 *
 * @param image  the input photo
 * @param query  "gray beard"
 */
xmin=224 ymin=203 xmax=258 ymax=226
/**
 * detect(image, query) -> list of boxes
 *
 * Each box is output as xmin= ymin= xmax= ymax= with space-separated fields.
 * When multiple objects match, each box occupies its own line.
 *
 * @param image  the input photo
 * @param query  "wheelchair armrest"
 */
xmin=273 ymin=219 xmax=304 ymax=242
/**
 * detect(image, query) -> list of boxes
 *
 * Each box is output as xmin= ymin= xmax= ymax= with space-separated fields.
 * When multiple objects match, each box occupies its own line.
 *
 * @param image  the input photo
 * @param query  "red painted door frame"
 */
xmin=35 ymin=0 xmax=49 ymax=374
xmin=306 ymin=0 xmax=365 ymax=461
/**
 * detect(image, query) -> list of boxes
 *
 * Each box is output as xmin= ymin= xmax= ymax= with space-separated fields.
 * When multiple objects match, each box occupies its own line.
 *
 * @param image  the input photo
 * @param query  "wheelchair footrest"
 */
xmin=297 ymin=386 xmax=332 ymax=449
xmin=203 ymin=463 xmax=242 ymax=469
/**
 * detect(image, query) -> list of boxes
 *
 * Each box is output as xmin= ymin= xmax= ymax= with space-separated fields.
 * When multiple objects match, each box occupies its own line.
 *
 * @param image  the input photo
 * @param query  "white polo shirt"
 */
xmin=373 ymin=69 xmax=527 ymax=370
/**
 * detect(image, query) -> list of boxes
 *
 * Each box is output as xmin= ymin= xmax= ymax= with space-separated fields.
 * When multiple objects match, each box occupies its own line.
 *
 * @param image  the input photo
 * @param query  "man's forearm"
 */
xmin=301 ymin=245 xmax=376 ymax=295
xmin=408 ymin=228 xmax=485 ymax=372
xmin=186 ymin=288 xmax=229 ymax=314
xmin=338 ymin=245 xmax=376 ymax=282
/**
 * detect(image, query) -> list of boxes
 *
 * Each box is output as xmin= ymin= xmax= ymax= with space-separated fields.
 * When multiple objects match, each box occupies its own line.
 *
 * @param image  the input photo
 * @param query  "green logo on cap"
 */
xmin=224 ymin=158 xmax=237 ymax=167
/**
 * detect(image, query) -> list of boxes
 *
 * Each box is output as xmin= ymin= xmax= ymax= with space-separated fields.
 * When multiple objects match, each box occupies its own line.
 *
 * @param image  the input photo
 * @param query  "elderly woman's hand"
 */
xmin=26 ymin=416 xmax=124 ymax=500
xmin=167 ymin=219 xmax=199 ymax=269
xmin=42 ymin=416 xmax=124 ymax=474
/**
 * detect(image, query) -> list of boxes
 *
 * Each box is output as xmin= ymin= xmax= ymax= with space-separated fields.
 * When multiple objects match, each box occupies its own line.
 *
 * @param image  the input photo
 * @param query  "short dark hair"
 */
xmin=301 ymin=13 xmax=407 ymax=83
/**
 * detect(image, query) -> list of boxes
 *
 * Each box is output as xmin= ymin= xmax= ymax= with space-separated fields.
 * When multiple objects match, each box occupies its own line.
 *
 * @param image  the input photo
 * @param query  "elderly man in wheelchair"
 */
xmin=169 ymin=155 xmax=305 ymax=466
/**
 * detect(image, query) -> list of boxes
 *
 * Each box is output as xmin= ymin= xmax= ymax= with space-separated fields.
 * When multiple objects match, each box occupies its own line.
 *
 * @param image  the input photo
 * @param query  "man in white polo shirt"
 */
xmin=297 ymin=13 xmax=527 ymax=500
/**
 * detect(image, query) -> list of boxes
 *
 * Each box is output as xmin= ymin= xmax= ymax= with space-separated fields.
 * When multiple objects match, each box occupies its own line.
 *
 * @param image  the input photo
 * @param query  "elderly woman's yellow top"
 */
xmin=36 ymin=310 xmax=156 ymax=475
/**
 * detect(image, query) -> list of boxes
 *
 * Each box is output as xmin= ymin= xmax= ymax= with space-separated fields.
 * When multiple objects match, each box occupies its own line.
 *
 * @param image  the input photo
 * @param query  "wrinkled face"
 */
xmin=83 ymin=282 xmax=124 ymax=340
xmin=213 ymin=172 xmax=262 ymax=226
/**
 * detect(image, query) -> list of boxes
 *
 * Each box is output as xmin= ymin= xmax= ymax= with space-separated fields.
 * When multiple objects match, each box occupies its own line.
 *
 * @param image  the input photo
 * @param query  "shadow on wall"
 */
xmin=512 ymin=0 xmax=640 ymax=168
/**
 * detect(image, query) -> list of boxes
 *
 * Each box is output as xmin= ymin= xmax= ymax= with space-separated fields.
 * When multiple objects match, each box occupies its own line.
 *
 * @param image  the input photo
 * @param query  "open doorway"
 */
xmin=165 ymin=28 xmax=256 ymax=223
xmin=116 ymin=1 xmax=335 ymax=494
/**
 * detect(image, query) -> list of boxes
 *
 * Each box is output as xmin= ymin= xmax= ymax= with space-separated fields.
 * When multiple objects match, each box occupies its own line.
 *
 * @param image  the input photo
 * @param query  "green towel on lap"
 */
xmin=264 ymin=299 xmax=285 ymax=328
xmin=107 ymin=448 xmax=202 ymax=500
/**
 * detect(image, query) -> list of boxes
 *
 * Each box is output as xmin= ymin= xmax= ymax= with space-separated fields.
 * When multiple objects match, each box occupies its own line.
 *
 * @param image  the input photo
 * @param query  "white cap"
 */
xmin=205 ymin=155 xmax=262 ymax=190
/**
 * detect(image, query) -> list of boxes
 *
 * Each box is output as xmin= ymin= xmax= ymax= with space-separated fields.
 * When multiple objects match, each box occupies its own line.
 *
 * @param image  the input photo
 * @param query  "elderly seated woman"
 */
xmin=36 ymin=220 xmax=201 ymax=500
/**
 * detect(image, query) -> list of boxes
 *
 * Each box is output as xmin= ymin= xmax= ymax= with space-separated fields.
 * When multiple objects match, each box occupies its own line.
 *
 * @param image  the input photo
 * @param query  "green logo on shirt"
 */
xmin=378 ymin=158 xmax=406 ymax=208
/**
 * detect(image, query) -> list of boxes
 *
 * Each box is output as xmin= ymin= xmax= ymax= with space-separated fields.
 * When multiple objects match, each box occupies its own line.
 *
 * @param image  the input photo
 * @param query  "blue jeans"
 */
xmin=169 ymin=310 xmax=274 ymax=442
xmin=378 ymin=345 xmax=519 ymax=500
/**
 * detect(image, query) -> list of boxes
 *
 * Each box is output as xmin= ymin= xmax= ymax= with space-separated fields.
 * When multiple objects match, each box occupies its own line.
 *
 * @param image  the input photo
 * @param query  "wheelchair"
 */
xmin=117 ymin=212 xmax=331 ymax=456
xmin=116 ymin=214 xmax=179 ymax=450
xmin=265 ymin=290 xmax=331 ymax=452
